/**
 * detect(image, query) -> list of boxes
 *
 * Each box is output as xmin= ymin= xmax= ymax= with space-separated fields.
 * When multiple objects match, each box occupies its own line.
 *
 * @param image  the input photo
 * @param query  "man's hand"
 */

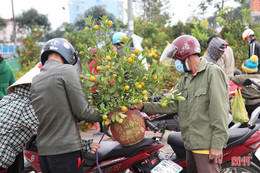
xmin=209 ymin=148 xmax=223 ymax=164
xmin=90 ymin=142 xmax=100 ymax=154
xmin=129 ymin=103 xmax=144 ymax=110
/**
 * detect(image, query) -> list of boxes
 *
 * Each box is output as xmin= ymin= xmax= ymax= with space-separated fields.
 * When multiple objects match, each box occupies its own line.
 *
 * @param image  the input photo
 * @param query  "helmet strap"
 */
xmin=182 ymin=60 xmax=190 ymax=72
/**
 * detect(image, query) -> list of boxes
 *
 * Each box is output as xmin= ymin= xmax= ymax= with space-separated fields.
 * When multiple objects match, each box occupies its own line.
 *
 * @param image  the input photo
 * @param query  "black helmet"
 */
xmin=234 ymin=69 xmax=242 ymax=76
xmin=41 ymin=38 xmax=78 ymax=65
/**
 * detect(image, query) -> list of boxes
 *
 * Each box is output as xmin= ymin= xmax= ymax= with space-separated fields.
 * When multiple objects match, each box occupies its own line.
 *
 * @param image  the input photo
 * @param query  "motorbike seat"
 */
xmin=227 ymin=128 xmax=250 ymax=143
xmin=226 ymin=124 xmax=260 ymax=149
xmin=167 ymin=132 xmax=184 ymax=149
xmin=167 ymin=124 xmax=260 ymax=151
xmin=83 ymin=138 xmax=156 ymax=163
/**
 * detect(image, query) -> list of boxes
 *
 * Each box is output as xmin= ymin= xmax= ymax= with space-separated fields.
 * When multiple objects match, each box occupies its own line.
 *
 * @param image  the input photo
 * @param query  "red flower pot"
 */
xmin=109 ymin=109 xmax=145 ymax=146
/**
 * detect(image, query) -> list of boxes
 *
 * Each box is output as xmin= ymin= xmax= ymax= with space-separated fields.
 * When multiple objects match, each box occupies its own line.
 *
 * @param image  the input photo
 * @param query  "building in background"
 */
xmin=0 ymin=19 xmax=27 ymax=58
xmin=0 ymin=19 xmax=27 ymax=44
xmin=68 ymin=0 xmax=125 ymax=24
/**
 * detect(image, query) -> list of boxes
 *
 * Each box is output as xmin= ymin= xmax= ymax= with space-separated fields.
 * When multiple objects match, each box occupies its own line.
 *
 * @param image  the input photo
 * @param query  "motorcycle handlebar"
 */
xmin=252 ymin=80 xmax=260 ymax=90
xmin=145 ymin=119 xmax=159 ymax=131
xmin=241 ymin=90 xmax=252 ymax=97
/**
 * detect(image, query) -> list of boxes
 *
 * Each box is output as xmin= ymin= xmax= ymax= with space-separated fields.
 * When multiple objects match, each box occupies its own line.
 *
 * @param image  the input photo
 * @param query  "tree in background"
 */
xmin=135 ymin=0 xmax=171 ymax=27
xmin=15 ymin=8 xmax=50 ymax=32
xmin=16 ymin=26 xmax=43 ymax=68
xmin=42 ymin=22 xmax=71 ymax=41
xmin=216 ymin=5 xmax=260 ymax=70
xmin=0 ymin=17 xmax=7 ymax=31
xmin=74 ymin=6 xmax=116 ymax=31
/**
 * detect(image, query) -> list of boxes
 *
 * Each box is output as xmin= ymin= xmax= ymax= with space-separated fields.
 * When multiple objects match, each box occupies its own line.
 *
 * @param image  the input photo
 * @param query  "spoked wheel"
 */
xmin=221 ymin=161 xmax=260 ymax=173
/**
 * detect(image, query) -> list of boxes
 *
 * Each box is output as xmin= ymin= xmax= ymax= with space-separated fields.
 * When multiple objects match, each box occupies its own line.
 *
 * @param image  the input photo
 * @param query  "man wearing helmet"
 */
xmin=112 ymin=32 xmax=129 ymax=58
xmin=242 ymin=28 xmax=260 ymax=74
xmin=30 ymin=38 xmax=102 ymax=173
xmin=135 ymin=35 xmax=229 ymax=173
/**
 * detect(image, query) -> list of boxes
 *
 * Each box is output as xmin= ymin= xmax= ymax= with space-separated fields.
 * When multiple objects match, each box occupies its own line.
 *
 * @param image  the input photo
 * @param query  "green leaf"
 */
xmin=177 ymin=96 xmax=186 ymax=102
xmin=78 ymin=121 xmax=85 ymax=126
xmin=118 ymin=112 xmax=127 ymax=118
xmin=116 ymin=115 xmax=120 ymax=121
xmin=108 ymin=87 xmax=116 ymax=94
xmin=118 ymin=77 xmax=122 ymax=83
xmin=100 ymin=103 xmax=105 ymax=109
xmin=112 ymin=113 xmax=116 ymax=122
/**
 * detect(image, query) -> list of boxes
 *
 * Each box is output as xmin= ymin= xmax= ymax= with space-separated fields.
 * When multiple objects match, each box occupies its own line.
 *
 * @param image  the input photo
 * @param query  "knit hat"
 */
xmin=242 ymin=55 xmax=259 ymax=73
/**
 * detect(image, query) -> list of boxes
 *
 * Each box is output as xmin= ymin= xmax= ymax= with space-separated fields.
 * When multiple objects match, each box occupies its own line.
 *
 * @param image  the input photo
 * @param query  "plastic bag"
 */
xmin=231 ymin=89 xmax=249 ymax=123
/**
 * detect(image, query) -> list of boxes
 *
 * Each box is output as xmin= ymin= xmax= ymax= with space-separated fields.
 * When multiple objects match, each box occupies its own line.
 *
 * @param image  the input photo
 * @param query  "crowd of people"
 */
xmin=0 ymin=28 xmax=259 ymax=173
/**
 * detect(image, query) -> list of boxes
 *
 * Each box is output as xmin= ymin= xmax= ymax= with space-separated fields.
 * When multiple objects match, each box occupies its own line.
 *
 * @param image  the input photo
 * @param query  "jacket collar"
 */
xmin=251 ymin=39 xmax=257 ymax=44
xmin=183 ymin=58 xmax=208 ymax=78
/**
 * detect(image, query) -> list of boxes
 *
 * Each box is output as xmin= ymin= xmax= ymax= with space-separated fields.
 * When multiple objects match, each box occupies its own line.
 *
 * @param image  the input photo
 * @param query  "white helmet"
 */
xmin=242 ymin=29 xmax=254 ymax=40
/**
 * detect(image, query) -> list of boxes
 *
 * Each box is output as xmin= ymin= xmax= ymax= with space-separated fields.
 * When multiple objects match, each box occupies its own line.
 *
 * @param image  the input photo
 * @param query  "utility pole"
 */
xmin=11 ymin=0 xmax=17 ymax=49
xmin=127 ymin=0 xmax=134 ymax=37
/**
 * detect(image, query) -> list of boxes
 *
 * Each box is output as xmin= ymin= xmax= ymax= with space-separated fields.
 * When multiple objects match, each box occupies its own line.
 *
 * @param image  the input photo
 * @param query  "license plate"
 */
xmin=151 ymin=159 xmax=183 ymax=173
xmin=255 ymin=148 xmax=260 ymax=161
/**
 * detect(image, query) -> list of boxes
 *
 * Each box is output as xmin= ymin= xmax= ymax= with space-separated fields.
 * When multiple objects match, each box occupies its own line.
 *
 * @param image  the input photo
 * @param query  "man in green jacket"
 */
xmin=0 ymin=55 xmax=15 ymax=99
xmin=31 ymin=38 xmax=102 ymax=173
xmin=136 ymin=35 xmax=229 ymax=173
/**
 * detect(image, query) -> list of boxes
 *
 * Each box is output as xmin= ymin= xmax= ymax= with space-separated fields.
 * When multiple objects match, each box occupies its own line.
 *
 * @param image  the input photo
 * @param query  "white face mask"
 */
xmin=175 ymin=59 xmax=190 ymax=73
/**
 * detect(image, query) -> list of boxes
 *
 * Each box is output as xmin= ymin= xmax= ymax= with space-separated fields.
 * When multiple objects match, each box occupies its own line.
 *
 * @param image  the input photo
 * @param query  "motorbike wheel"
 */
xmin=221 ymin=161 xmax=260 ymax=173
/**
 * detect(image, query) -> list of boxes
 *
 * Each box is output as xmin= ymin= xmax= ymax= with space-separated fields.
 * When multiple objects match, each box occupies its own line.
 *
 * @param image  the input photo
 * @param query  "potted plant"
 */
xmin=77 ymin=16 xmax=184 ymax=146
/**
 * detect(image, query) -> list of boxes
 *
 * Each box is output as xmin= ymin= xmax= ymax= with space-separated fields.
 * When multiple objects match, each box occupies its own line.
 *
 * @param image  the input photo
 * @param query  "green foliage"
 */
xmin=191 ymin=19 xmax=215 ymax=54
xmin=15 ymin=8 xmax=50 ymax=31
xmin=74 ymin=5 xmax=116 ymax=31
xmin=163 ymin=20 xmax=214 ymax=54
xmin=134 ymin=19 xmax=168 ymax=63
xmin=13 ymin=60 xmax=37 ymax=80
xmin=77 ymin=16 xmax=179 ymax=125
xmin=135 ymin=0 xmax=171 ymax=26
xmin=16 ymin=26 xmax=43 ymax=68
xmin=216 ymin=6 xmax=260 ymax=70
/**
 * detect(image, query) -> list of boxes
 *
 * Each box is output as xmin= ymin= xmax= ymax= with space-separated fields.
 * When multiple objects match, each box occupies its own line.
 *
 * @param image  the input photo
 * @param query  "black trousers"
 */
xmin=7 ymin=151 xmax=24 ymax=173
xmin=38 ymin=151 xmax=83 ymax=173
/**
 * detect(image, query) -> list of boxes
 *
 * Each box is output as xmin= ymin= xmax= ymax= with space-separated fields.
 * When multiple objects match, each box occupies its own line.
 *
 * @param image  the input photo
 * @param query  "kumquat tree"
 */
xmin=77 ymin=16 xmax=184 ymax=133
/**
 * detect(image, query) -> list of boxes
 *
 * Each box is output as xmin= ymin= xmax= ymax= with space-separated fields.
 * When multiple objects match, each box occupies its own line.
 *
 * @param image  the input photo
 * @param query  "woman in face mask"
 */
xmin=135 ymin=35 xmax=229 ymax=173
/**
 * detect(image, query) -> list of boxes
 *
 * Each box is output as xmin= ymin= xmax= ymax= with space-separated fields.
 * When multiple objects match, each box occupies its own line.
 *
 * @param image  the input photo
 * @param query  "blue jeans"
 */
xmin=38 ymin=150 xmax=83 ymax=173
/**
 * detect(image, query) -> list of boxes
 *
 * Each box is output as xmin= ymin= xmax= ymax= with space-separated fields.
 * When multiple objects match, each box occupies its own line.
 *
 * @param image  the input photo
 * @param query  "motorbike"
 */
xmin=23 ymin=119 xmax=174 ymax=173
xmin=228 ymin=78 xmax=260 ymax=129
xmin=167 ymin=123 xmax=260 ymax=172
xmin=164 ymin=78 xmax=260 ymax=172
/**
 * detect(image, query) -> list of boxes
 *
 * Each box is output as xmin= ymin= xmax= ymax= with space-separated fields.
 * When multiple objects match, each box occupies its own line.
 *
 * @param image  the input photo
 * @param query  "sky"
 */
xmin=0 ymin=0 xmax=240 ymax=31
xmin=0 ymin=0 xmax=70 ymax=30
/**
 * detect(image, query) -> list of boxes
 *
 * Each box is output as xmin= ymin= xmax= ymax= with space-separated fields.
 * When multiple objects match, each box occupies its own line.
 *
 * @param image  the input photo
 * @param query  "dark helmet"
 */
xmin=234 ymin=69 xmax=242 ymax=76
xmin=41 ymin=38 xmax=78 ymax=65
